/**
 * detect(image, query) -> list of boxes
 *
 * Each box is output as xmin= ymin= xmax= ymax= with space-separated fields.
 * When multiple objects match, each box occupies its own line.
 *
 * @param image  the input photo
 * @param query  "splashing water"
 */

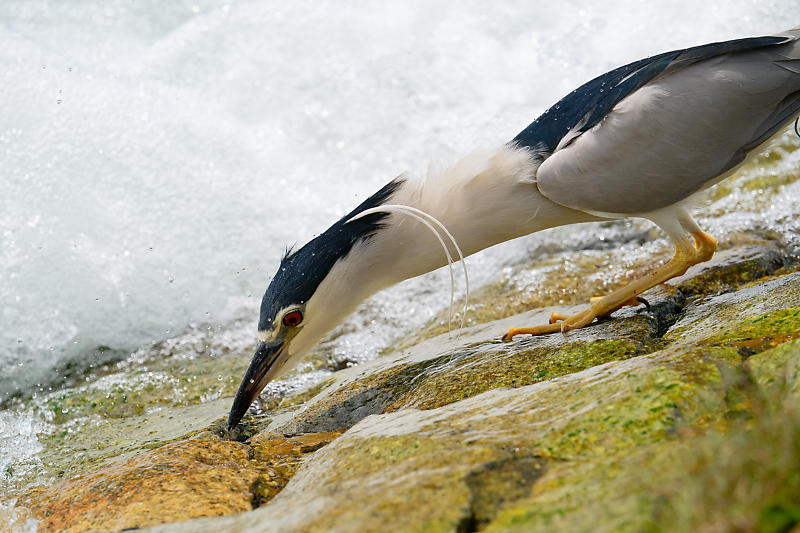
xmin=2 ymin=0 xmax=800 ymax=514
xmin=2 ymin=0 xmax=798 ymax=399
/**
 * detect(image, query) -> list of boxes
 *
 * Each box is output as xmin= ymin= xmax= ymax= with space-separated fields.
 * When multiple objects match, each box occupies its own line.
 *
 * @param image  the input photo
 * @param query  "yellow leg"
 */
xmin=502 ymin=230 xmax=717 ymax=341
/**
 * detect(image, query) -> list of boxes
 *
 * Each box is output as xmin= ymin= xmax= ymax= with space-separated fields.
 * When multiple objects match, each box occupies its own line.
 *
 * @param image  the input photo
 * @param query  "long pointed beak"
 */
xmin=227 ymin=339 xmax=286 ymax=429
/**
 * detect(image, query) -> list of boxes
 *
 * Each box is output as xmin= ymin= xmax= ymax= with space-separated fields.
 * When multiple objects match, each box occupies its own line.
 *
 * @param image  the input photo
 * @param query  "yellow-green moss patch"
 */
xmin=747 ymin=339 xmax=800 ymax=401
xmin=707 ymin=307 xmax=800 ymax=351
xmin=387 ymin=339 xmax=647 ymax=412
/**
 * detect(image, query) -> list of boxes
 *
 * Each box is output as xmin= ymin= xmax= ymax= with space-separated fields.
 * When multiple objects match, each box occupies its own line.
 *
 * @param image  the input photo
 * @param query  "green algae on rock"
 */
xmin=384 ymin=338 xmax=648 ymax=412
xmin=0 ymin=322 xmax=336 ymax=495
xmin=663 ymin=271 xmax=800 ymax=346
xmin=272 ymin=309 xmax=661 ymax=435
xmin=665 ymin=243 xmax=788 ymax=296
xmin=747 ymin=339 xmax=800 ymax=401
xmin=8 ymin=241 xmax=800 ymax=533
xmin=134 ymin=246 xmax=800 ymax=533
xmin=400 ymin=238 xmax=676 ymax=346
xmin=485 ymin=405 xmax=800 ymax=533
xmin=34 ymin=398 xmax=231 ymax=488
xmin=22 ymin=440 xmax=261 ymax=533
xmin=141 ymin=344 xmax=756 ymax=533
xmin=647 ymin=406 xmax=800 ymax=533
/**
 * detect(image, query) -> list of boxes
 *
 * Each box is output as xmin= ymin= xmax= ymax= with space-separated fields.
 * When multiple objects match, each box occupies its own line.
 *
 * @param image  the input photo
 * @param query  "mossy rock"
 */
xmin=747 ymin=339 xmax=800 ymax=402
xmin=13 ymin=245 xmax=800 ymax=533
xmin=664 ymin=271 xmax=800 ymax=346
xmin=141 ymin=263 xmax=800 ymax=533
xmin=274 ymin=311 xmax=661 ymax=434
xmin=384 ymin=338 xmax=651 ymax=412
xmin=667 ymin=243 xmax=787 ymax=296
xmin=144 ymin=342 xmax=755 ymax=533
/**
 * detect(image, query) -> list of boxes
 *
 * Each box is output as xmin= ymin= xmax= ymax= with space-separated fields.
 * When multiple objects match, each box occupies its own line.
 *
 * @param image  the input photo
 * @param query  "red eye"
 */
xmin=282 ymin=310 xmax=303 ymax=327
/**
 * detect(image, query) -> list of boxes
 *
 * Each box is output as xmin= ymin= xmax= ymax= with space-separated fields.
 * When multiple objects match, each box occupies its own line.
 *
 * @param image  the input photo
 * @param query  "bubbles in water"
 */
xmin=1 ymin=6 xmax=798 ymax=504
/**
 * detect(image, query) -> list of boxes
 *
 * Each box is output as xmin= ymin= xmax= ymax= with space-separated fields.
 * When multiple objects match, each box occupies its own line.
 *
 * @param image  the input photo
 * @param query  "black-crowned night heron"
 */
xmin=228 ymin=29 xmax=800 ymax=428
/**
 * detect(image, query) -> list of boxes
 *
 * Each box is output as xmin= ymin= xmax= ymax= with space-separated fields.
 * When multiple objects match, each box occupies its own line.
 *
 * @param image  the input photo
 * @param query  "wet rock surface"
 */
xmin=16 ymin=432 xmax=340 ymax=533
xmin=6 ymin=241 xmax=797 ymax=533
xmin=132 ymin=243 xmax=800 ymax=533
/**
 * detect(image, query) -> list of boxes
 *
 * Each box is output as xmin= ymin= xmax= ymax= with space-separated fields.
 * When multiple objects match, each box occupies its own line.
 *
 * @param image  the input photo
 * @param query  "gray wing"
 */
xmin=524 ymin=30 xmax=800 ymax=215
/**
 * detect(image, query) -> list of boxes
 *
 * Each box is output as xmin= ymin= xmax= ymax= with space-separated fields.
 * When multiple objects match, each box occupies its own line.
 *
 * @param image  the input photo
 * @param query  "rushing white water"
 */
xmin=1 ymin=1 xmax=797 ymax=399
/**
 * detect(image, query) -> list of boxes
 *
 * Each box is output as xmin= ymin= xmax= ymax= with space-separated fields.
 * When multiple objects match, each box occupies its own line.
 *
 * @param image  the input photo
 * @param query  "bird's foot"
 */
xmin=501 ymin=307 xmax=597 ymax=341
xmin=500 ymin=296 xmax=647 ymax=342
xmin=589 ymin=295 xmax=642 ymax=307
xmin=501 ymin=229 xmax=717 ymax=342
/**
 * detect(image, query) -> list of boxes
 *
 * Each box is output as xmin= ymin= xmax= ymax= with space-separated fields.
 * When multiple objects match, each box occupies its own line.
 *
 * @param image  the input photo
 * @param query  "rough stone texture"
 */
xmin=139 ymin=245 xmax=800 ymax=533
xmin=663 ymin=272 xmax=800 ymax=346
xmin=666 ymin=243 xmax=788 ymax=296
xmin=269 ymin=310 xmax=660 ymax=435
xmin=748 ymin=339 xmax=800 ymax=401
xmin=7 ymin=243 xmax=800 ymax=533
xmin=21 ymin=440 xmax=259 ymax=533
xmin=33 ymin=397 xmax=232 ymax=487
xmin=144 ymin=344 xmax=773 ymax=533
xmin=18 ymin=432 xmax=340 ymax=533
xmin=259 ymin=245 xmax=792 ymax=437
xmin=403 ymin=238 xmax=788 ymax=346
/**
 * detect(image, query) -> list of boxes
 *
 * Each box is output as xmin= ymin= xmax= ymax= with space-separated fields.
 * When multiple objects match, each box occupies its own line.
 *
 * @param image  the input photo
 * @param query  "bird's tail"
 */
xmin=775 ymin=28 xmax=800 ymax=75
xmin=781 ymin=26 xmax=800 ymax=49
xmin=748 ymin=29 xmax=800 ymax=149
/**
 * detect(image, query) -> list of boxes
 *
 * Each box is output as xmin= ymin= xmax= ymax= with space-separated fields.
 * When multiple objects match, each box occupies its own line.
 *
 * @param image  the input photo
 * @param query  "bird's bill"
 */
xmin=227 ymin=339 xmax=286 ymax=429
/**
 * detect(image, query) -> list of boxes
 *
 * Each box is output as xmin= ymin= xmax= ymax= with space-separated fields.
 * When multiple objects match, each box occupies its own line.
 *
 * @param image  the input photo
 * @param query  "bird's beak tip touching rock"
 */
xmin=227 ymin=340 xmax=285 ymax=430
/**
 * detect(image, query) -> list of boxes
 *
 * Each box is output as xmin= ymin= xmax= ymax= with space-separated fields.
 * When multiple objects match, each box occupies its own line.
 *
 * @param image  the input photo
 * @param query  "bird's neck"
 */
xmin=291 ymin=144 xmax=598 ymax=365
xmin=364 ymin=144 xmax=600 ymax=285
xmin=320 ymin=144 xmax=598 ymax=305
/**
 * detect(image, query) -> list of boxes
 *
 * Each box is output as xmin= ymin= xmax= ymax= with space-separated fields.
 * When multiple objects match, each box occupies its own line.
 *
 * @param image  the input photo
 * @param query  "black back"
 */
xmin=512 ymin=35 xmax=787 ymax=158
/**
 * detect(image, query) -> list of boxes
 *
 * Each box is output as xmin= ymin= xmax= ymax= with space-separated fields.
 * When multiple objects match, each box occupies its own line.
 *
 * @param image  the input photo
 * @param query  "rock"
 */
xmin=663 ymin=271 xmax=800 ymax=346
xmin=265 ymin=246 xmax=796 ymax=436
xmin=3 ymin=326 xmax=331 ymax=493
xmin=141 ymin=248 xmax=800 ymax=533
xmin=18 ymin=432 xmax=340 ymax=533
xmin=395 ymin=235 xmax=678 ymax=346
xmin=22 ymin=440 xmax=259 ymax=533
xmin=665 ymin=242 xmax=787 ymax=295
xmin=142 ymin=344 xmax=746 ymax=533
xmin=10 ymin=244 xmax=800 ymax=533
xmin=748 ymin=339 xmax=800 ymax=401
xmin=34 ymin=397 xmax=232 ymax=487
xmin=270 ymin=308 xmax=660 ymax=435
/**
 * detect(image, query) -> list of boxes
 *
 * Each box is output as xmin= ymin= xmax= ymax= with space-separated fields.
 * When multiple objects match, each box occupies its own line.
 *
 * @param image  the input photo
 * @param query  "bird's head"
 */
xmin=227 ymin=179 xmax=404 ymax=429
xmin=225 ymin=249 xmax=318 ymax=431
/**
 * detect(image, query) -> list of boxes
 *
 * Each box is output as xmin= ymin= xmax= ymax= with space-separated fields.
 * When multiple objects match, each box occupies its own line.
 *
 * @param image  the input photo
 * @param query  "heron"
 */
xmin=228 ymin=28 xmax=800 ymax=429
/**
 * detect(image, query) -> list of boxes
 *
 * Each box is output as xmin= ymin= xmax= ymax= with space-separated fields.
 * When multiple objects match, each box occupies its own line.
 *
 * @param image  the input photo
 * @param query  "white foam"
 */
xmin=1 ymin=0 xmax=796 ymax=398
xmin=0 ymin=408 xmax=48 ymax=491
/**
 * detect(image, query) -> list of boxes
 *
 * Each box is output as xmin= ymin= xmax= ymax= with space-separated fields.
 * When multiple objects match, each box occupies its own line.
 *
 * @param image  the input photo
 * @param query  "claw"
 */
xmin=498 ymin=229 xmax=717 ymax=340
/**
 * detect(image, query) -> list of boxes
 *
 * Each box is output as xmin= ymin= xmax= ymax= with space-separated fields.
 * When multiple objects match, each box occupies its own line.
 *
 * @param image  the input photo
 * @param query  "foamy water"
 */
xmin=2 ymin=1 xmax=799 ymax=510
xmin=3 ymin=0 xmax=797 ymax=398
